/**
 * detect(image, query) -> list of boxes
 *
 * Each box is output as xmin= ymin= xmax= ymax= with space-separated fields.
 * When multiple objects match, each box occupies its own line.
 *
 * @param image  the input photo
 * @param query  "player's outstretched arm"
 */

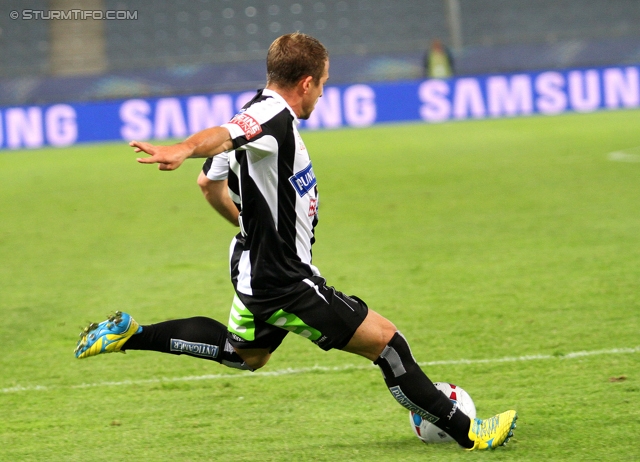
xmin=131 ymin=126 xmax=234 ymax=171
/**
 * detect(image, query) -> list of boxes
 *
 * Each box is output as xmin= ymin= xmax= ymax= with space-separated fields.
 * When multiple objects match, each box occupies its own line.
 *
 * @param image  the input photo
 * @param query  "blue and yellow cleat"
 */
xmin=467 ymin=410 xmax=518 ymax=450
xmin=74 ymin=311 xmax=141 ymax=359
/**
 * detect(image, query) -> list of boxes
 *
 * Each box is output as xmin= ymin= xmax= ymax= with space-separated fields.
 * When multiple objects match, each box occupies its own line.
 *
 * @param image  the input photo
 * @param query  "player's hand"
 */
xmin=130 ymin=140 xmax=192 ymax=171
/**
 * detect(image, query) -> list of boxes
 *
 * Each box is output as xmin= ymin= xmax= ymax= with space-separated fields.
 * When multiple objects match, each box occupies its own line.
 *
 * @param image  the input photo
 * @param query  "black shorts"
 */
xmin=226 ymin=276 xmax=369 ymax=352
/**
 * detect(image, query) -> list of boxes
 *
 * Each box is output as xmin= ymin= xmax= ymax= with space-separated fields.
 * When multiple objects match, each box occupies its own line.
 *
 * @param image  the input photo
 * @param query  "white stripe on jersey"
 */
xmin=236 ymin=249 xmax=253 ymax=296
xmin=229 ymin=237 xmax=253 ymax=296
xmin=229 ymin=189 xmax=241 ymax=205
xmin=243 ymin=134 xmax=279 ymax=159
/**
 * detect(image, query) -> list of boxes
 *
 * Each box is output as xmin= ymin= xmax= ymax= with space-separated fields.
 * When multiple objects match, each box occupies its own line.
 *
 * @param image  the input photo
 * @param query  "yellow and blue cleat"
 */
xmin=467 ymin=410 xmax=518 ymax=450
xmin=74 ymin=311 xmax=141 ymax=359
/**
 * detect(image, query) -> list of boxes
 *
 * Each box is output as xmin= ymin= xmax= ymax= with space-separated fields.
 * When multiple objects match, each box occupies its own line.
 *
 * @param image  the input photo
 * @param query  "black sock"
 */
xmin=374 ymin=332 xmax=473 ymax=448
xmin=123 ymin=317 xmax=251 ymax=370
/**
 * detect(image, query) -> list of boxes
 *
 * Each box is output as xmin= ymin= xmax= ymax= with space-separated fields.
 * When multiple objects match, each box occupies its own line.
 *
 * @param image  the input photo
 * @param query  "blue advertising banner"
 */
xmin=0 ymin=65 xmax=638 ymax=150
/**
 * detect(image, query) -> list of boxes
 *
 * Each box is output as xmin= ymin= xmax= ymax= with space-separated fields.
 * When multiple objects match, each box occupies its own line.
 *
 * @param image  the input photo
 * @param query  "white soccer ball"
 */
xmin=409 ymin=382 xmax=476 ymax=443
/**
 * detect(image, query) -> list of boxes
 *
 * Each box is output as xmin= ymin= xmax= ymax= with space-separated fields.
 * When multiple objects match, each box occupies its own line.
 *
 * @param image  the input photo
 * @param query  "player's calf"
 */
xmin=75 ymin=313 xmax=253 ymax=371
xmin=124 ymin=316 xmax=253 ymax=370
xmin=374 ymin=332 xmax=475 ymax=448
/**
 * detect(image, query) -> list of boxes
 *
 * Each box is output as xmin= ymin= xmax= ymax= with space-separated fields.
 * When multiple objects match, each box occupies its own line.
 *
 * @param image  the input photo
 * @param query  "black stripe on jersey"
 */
xmin=229 ymin=236 xmax=242 ymax=286
xmin=202 ymin=156 xmax=213 ymax=173
xmin=227 ymin=168 xmax=240 ymax=209
xmin=241 ymin=89 xmax=270 ymax=111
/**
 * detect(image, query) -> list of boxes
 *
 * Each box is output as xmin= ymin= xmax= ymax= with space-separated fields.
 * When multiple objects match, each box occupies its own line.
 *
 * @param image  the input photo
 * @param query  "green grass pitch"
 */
xmin=1 ymin=110 xmax=639 ymax=461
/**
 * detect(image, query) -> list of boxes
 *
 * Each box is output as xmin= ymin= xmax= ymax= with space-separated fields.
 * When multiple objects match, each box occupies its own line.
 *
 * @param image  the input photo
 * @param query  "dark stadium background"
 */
xmin=1 ymin=0 xmax=638 ymax=106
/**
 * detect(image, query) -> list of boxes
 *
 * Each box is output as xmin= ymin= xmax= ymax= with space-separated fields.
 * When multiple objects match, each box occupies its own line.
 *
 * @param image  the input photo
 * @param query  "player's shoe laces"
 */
xmin=467 ymin=410 xmax=518 ymax=450
xmin=74 ymin=311 xmax=141 ymax=359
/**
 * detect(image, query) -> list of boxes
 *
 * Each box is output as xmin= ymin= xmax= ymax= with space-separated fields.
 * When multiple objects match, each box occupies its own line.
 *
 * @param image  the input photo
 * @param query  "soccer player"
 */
xmin=74 ymin=33 xmax=516 ymax=450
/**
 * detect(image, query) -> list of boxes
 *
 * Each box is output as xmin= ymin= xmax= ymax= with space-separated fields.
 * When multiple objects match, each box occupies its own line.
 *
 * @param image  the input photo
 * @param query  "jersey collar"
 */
xmin=262 ymin=88 xmax=300 ymax=125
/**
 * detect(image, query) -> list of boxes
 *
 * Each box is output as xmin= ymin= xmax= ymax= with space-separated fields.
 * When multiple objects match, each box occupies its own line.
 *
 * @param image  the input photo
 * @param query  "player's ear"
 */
xmin=300 ymin=75 xmax=314 ymax=94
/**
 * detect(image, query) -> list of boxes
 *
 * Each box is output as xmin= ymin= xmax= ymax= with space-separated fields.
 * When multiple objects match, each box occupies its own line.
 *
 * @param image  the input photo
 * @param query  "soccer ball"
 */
xmin=409 ymin=382 xmax=476 ymax=443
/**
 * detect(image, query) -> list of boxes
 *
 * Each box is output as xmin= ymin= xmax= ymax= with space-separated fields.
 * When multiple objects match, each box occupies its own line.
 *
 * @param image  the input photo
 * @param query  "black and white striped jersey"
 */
xmin=219 ymin=89 xmax=320 ymax=296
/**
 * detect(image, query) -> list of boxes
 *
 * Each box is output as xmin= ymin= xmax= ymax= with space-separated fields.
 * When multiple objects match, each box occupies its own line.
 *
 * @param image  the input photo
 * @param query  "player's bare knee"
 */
xmin=373 ymin=311 xmax=397 ymax=345
xmin=246 ymin=357 xmax=269 ymax=370
xmin=236 ymin=349 xmax=271 ymax=371
xmin=343 ymin=310 xmax=398 ymax=360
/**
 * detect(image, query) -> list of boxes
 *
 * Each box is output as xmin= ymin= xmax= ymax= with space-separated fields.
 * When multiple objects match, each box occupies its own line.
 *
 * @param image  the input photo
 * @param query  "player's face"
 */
xmin=299 ymin=60 xmax=329 ymax=120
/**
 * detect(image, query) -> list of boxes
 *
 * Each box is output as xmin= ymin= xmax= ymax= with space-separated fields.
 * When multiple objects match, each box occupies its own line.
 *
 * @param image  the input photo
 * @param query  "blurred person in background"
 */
xmin=424 ymin=39 xmax=455 ymax=78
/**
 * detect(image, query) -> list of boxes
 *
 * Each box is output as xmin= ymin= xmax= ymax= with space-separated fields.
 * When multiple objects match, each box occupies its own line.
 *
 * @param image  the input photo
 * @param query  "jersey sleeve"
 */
xmin=202 ymin=151 xmax=229 ymax=181
xmin=221 ymin=98 xmax=289 ymax=159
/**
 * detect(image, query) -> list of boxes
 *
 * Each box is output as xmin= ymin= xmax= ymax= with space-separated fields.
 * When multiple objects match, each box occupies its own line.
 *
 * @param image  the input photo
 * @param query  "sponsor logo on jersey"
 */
xmin=389 ymin=386 xmax=440 ymax=423
xmin=308 ymin=198 xmax=318 ymax=217
xmin=170 ymin=339 xmax=219 ymax=359
xmin=289 ymin=162 xmax=317 ymax=197
xmin=229 ymin=112 xmax=262 ymax=140
xmin=295 ymin=132 xmax=307 ymax=151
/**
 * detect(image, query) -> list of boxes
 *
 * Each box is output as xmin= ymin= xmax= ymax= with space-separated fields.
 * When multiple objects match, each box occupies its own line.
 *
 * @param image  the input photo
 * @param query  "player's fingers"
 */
xmin=130 ymin=140 xmax=155 ymax=154
xmin=136 ymin=156 xmax=158 ymax=164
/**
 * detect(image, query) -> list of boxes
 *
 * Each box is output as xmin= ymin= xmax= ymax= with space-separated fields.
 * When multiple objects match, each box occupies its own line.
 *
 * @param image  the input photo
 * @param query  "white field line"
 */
xmin=2 ymin=346 xmax=639 ymax=394
xmin=608 ymin=148 xmax=640 ymax=162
